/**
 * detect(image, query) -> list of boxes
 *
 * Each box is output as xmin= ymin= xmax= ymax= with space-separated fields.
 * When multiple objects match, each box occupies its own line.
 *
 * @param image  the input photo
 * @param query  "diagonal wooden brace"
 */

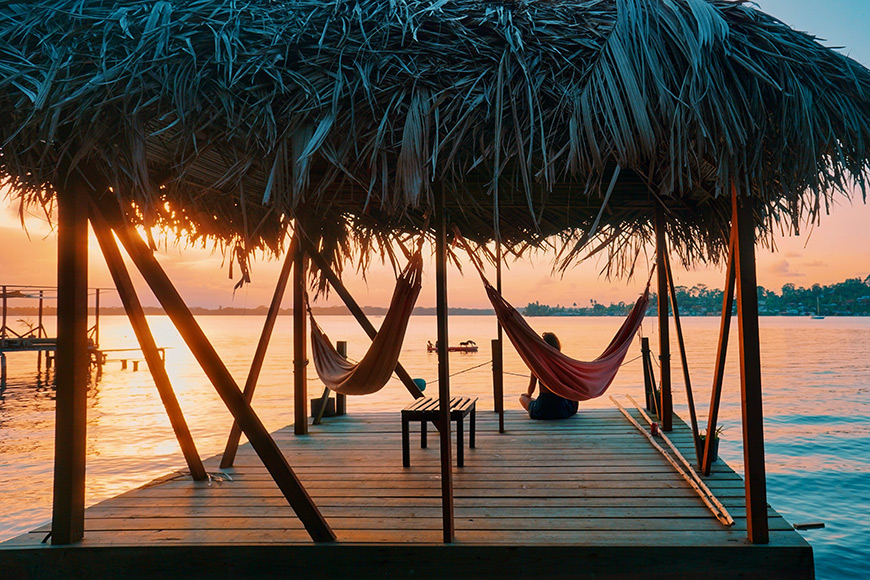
xmin=94 ymin=203 xmax=335 ymax=543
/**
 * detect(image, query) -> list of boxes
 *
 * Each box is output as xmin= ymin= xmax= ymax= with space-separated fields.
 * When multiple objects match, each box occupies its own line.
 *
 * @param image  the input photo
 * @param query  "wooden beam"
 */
xmin=221 ymin=236 xmax=297 ymax=467
xmin=300 ymin=234 xmax=424 ymax=399
xmin=732 ymin=187 xmax=769 ymax=544
xmin=663 ymin=251 xmax=701 ymax=465
xmin=90 ymin=208 xmax=207 ymax=481
xmin=702 ymin=230 xmax=736 ymax=476
xmin=435 ymin=183 xmax=455 ymax=543
xmin=293 ymin=233 xmax=308 ymax=435
xmin=494 ymin=244 xmax=505 ymax=433
xmin=655 ymin=207 xmax=672 ymax=431
xmin=51 ymin=174 xmax=89 ymax=544
xmin=100 ymin=207 xmax=334 ymax=543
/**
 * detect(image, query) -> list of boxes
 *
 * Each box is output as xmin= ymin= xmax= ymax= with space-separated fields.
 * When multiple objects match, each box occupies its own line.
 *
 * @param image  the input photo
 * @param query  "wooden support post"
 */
xmin=664 ymin=251 xmax=701 ymax=465
xmin=94 ymin=288 xmax=100 ymax=348
xmin=702 ymin=231 xmax=736 ymax=476
xmin=732 ymin=187 xmax=769 ymax=544
xmin=52 ymin=175 xmax=89 ymax=545
xmin=335 ymin=341 xmax=347 ymax=415
xmin=301 ymin=235 xmax=424 ymax=399
xmin=102 ymin=209 xmax=334 ymax=543
xmin=494 ymin=244 xmax=504 ymax=433
xmin=90 ymin=209 xmax=207 ymax=481
xmin=221 ymin=238 xmax=297 ymax=468
xmin=2 ymin=285 xmax=6 ymax=339
xmin=293 ymin=235 xmax=308 ymax=435
xmin=1 ymin=352 xmax=6 ymax=387
xmin=435 ymin=183 xmax=455 ymax=543
xmin=655 ymin=207 xmax=672 ymax=431
xmin=492 ymin=339 xmax=504 ymax=434
xmin=641 ymin=337 xmax=655 ymax=412
xmin=37 ymin=290 xmax=44 ymax=370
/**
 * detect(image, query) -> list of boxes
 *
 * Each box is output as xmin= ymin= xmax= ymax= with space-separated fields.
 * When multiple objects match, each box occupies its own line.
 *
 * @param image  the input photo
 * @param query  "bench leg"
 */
xmin=456 ymin=417 xmax=464 ymax=468
xmin=402 ymin=416 xmax=410 ymax=468
xmin=421 ymin=420 xmax=428 ymax=449
xmin=470 ymin=407 xmax=476 ymax=449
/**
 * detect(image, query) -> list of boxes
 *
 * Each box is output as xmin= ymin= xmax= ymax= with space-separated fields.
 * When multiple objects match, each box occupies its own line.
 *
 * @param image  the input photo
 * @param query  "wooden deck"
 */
xmin=1 ymin=408 xmax=813 ymax=579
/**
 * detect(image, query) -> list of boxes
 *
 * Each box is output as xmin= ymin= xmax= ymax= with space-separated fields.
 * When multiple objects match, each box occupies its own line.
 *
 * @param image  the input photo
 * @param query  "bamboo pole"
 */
xmin=732 ymin=187 xmax=769 ymax=544
xmin=654 ymin=207 xmax=672 ymax=430
xmin=435 ymin=183 xmax=455 ymax=543
xmin=51 ymin=174 xmax=89 ymax=545
xmin=101 ymin=206 xmax=334 ymax=543
xmin=221 ymin=236 xmax=297 ymax=468
xmin=702 ymin=230 xmax=737 ymax=476
xmin=663 ymin=250 xmax=701 ymax=465
xmin=615 ymin=395 xmax=734 ymax=526
xmin=90 ymin=209 xmax=207 ymax=481
xmin=300 ymin=234 xmax=424 ymax=399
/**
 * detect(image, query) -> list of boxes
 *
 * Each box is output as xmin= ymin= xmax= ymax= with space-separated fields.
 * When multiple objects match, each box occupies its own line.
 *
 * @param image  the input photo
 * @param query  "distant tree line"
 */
xmin=524 ymin=274 xmax=870 ymax=317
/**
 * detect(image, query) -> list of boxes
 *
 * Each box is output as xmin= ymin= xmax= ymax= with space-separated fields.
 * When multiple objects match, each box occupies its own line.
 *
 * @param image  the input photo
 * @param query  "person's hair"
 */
xmin=542 ymin=332 xmax=561 ymax=350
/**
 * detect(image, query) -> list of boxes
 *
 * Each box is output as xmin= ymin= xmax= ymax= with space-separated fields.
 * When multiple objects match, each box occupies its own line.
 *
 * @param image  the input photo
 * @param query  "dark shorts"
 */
xmin=528 ymin=391 xmax=579 ymax=420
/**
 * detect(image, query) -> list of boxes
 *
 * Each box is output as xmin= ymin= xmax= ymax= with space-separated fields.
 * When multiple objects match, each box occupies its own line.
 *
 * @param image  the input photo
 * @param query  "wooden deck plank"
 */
xmin=0 ymin=408 xmax=812 ymax=579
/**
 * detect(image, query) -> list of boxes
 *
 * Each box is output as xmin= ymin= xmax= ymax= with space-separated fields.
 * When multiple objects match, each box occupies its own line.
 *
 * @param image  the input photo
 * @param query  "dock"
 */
xmin=0 ymin=409 xmax=813 ymax=579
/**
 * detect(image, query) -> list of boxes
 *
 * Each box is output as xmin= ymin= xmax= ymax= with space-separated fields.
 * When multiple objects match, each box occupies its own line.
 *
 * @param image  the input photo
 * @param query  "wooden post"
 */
xmin=221 ymin=238 xmax=296 ymax=468
xmin=702 ymin=231 xmax=736 ymax=476
xmin=52 ymin=174 xmax=89 ymax=545
xmin=102 ymin=209 xmax=335 ymax=542
xmin=655 ymin=207 xmax=672 ymax=431
xmin=435 ymin=183 xmax=455 ymax=543
xmin=641 ymin=337 xmax=655 ymax=412
xmin=37 ymin=289 xmax=44 ymax=370
xmin=2 ymin=285 xmax=6 ymax=340
xmin=732 ymin=187 xmax=769 ymax=544
xmin=335 ymin=341 xmax=347 ymax=415
xmin=90 ymin=209 xmax=207 ymax=481
xmin=664 ymin=251 xmax=701 ymax=465
xmin=94 ymin=288 xmax=100 ymax=348
xmin=293 ymin=234 xmax=308 ymax=435
xmin=494 ymin=244 xmax=504 ymax=433
xmin=300 ymin=235 xmax=424 ymax=399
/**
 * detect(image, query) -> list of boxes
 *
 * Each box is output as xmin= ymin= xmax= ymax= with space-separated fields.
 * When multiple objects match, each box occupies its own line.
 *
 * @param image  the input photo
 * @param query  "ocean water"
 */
xmin=1 ymin=314 xmax=868 ymax=578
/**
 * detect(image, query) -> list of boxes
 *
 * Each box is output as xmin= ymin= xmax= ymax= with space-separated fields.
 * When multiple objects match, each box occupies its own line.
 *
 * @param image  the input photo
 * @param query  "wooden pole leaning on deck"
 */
xmin=655 ymin=207 xmax=673 ymax=431
xmin=221 ymin=235 xmax=297 ymax=467
xmin=435 ymin=183 xmax=455 ymax=543
xmin=702 ymin=230 xmax=737 ymax=476
xmin=663 ymin=251 xmax=701 ymax=466
xmin=51 ymin=173 xmax=90 ymax=545
xmin=300 ymin=234 xmax=424 ymax=399
xmin=732 ymin=186 xmax=769 ymax=544
xmin=90 ymin=207 xmax=207 ymax=481
xmin=98 ymin=206 xmax=335 ymax=542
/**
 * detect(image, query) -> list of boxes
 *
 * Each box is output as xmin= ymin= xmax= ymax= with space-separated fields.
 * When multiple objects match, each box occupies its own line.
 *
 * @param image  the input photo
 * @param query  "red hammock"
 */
xmin=484 ymin=279 xmax=650 ymax=402
xmin=310 ymin=253 xmax=422 ymax=395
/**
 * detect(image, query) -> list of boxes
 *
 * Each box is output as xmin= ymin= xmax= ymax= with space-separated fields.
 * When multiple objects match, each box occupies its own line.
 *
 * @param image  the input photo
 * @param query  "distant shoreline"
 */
xmin=5 ymin=306 xmax=868 ymax=317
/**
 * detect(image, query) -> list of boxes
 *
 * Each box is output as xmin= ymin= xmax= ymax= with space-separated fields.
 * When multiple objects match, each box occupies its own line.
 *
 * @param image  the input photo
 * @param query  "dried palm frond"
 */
xmin=1 ymin=0 xmax=869 ymax=287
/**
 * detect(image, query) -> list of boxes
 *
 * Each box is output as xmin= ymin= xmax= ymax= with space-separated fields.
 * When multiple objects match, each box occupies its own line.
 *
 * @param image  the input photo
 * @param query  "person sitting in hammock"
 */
xmin=518 ymin=332 xmax=579 ymax=420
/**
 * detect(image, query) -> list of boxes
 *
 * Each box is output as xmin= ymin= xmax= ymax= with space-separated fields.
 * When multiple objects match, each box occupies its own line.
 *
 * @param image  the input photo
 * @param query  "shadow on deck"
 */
xmin=0 ymin=408 xmax=813 ymax=579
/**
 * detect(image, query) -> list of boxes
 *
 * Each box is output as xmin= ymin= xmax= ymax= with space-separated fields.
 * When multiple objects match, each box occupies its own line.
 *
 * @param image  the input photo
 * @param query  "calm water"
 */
xmin=1 ymin=314 xmax=868 ymax=578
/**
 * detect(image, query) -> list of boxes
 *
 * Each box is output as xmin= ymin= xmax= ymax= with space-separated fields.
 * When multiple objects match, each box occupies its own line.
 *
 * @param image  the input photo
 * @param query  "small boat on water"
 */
xmin=427 ymin=340 xmax=478 ymax=353
xmin=810 ymin=297 xmax=825 ymax=319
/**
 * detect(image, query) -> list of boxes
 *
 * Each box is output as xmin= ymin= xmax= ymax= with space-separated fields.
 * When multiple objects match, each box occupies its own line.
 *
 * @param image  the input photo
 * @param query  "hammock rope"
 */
xmin=454 ymin=230 xmax=652 ymax=402
xmin=309 ymin=251 xmax=423 ymax=396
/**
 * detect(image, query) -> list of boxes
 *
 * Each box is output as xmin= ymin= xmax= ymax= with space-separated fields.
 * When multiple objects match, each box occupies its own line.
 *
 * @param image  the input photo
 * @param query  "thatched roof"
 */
xmin=2 ymin=0 xmax=870 ymax=281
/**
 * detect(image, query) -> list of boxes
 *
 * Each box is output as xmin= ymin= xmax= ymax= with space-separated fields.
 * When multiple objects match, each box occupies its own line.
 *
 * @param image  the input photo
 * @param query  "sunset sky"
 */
xmin=1 ymin=0 xmax=869 ymax=311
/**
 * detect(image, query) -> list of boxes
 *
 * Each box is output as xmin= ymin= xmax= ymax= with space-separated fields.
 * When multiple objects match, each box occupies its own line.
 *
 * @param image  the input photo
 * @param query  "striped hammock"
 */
xmin=309 ymin=253 xmax=422 ymax=395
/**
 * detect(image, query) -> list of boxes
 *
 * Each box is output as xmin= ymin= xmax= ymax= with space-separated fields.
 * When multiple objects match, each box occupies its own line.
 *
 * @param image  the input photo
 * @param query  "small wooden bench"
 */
xmin=401 ymin=396 xmax=477 ymax=467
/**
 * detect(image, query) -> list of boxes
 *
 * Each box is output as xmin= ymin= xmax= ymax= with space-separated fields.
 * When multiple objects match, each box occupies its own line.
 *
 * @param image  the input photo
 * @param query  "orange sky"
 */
xmin=1 ymin=1 xmax=868 ymax=310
